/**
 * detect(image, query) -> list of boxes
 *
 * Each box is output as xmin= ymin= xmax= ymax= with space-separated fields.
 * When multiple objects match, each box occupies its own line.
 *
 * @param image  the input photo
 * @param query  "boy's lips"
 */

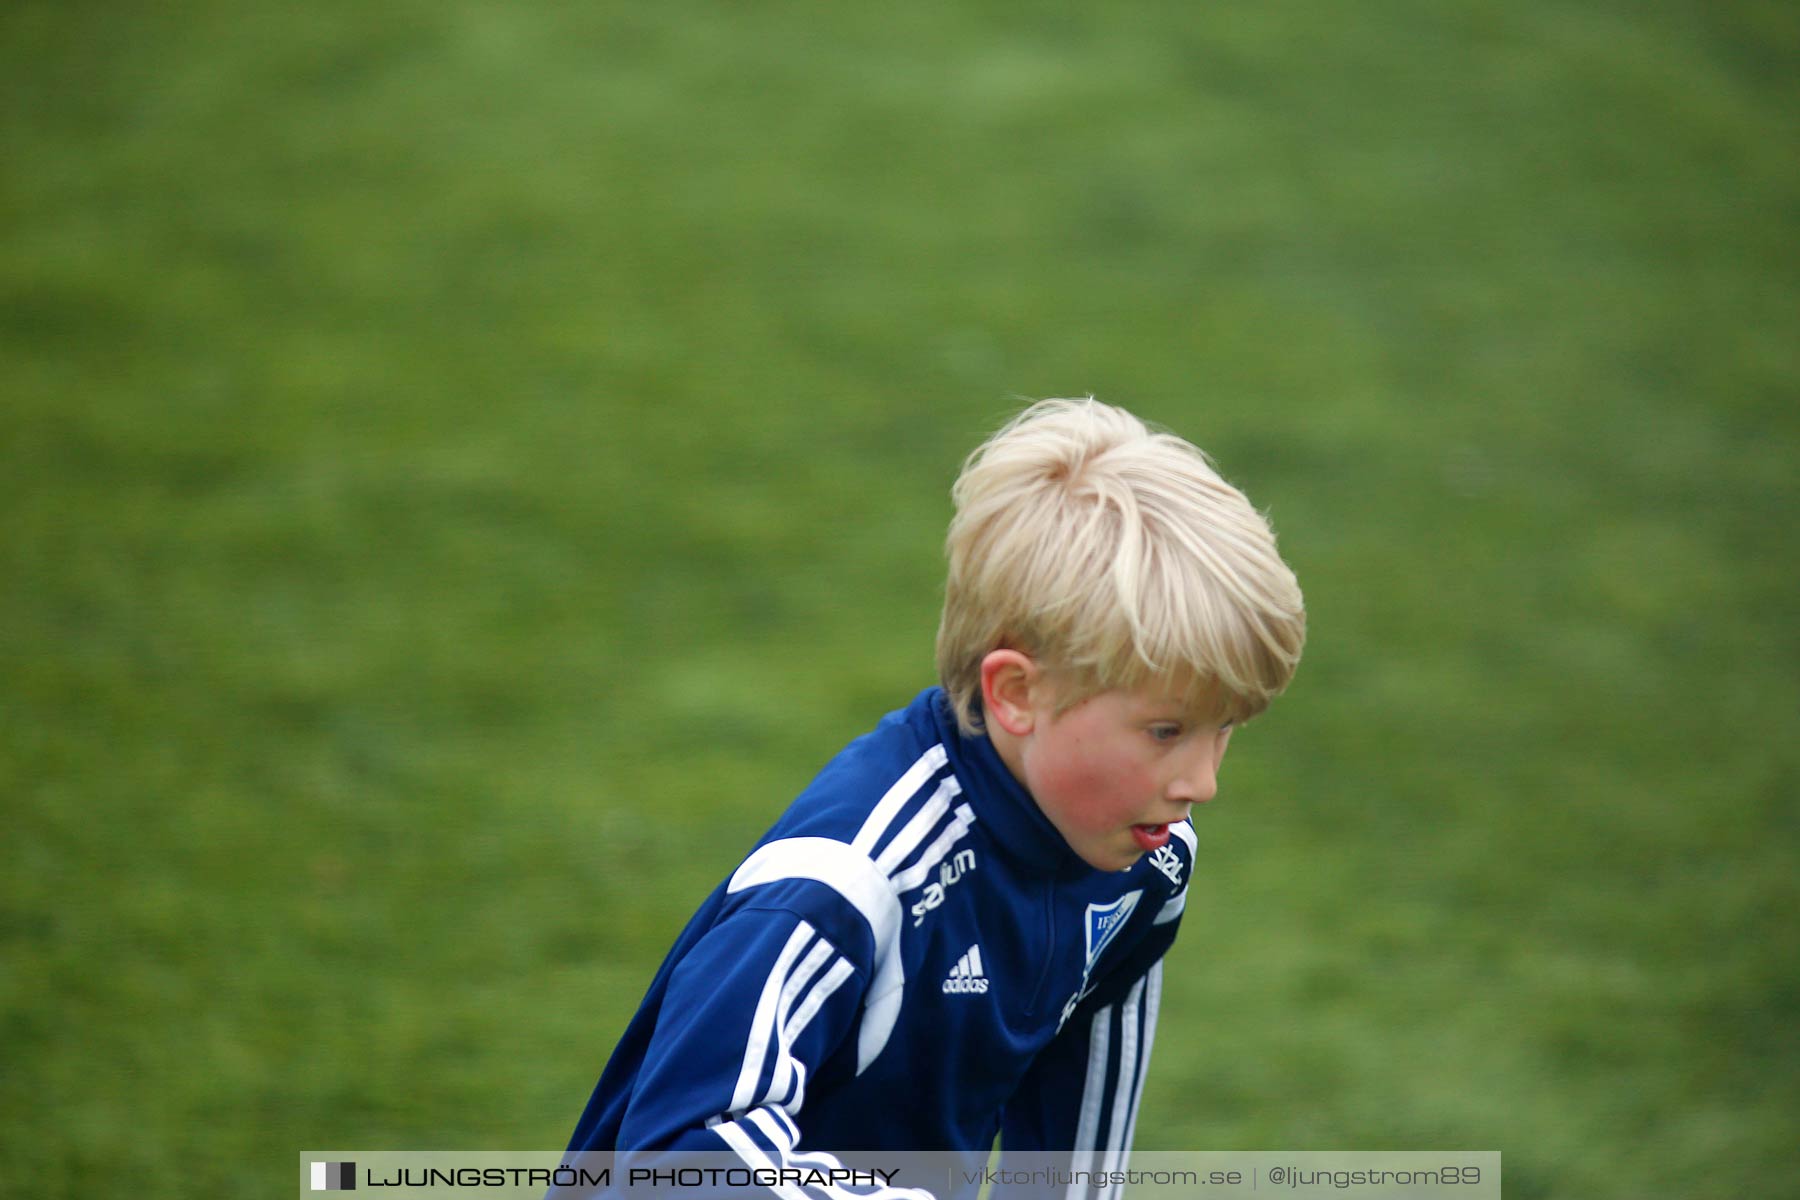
xmin=1131 ymin=823 xmax=1171 ymax=852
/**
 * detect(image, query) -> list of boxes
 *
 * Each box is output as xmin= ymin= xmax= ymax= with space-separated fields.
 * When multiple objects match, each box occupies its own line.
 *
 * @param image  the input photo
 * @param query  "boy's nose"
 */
xmin=1168 ymin=752 xmax=1220 ymax=805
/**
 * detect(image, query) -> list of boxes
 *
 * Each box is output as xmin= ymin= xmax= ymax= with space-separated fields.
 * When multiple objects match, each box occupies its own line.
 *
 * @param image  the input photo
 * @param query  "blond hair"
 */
xmin=936 ymin=397 xmax=1306 ymax=734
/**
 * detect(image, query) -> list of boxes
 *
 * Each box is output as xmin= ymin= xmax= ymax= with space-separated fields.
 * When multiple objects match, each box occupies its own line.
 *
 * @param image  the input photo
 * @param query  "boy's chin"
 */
xmin=1076 ymin=843 xmax=1146 ymax=873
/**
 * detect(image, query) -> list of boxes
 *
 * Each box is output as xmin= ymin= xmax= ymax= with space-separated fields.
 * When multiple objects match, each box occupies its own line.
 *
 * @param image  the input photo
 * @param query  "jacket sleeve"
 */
xmin=619 ymin=904 xmax=858 ymax=1147
xmin=611 ymin=867 xmax=937 ymax=1199
xmin=995 ymin=864 xmax=1190 ymax=1198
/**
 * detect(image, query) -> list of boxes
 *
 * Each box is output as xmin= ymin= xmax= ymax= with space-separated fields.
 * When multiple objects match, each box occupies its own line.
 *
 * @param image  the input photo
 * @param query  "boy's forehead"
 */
xmin=1119 ymin=673 xmax=1226 ymax=717
xmin=1043 ymin=660 xmax=1245 ymax=722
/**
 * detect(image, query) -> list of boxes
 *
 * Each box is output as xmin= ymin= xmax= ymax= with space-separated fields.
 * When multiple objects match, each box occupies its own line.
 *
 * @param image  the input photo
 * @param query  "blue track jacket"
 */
xmin=560 ymin=688 xmax=1195 ymax=1198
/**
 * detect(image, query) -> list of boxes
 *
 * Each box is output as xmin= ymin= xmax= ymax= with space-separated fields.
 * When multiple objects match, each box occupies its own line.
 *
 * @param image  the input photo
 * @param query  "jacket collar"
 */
xmin=927 ymin=689 xmax=1082 ymax=878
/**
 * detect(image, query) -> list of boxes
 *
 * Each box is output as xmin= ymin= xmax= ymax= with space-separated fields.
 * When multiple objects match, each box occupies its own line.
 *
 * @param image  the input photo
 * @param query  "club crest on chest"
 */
xmin=1056 ymin=890 xmax=1143 ymax=1030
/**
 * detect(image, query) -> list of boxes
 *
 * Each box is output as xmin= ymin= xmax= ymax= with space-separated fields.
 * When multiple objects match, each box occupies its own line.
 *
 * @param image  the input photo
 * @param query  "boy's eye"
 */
xmin=1148 ymin=724 xmax=1183 ymax=742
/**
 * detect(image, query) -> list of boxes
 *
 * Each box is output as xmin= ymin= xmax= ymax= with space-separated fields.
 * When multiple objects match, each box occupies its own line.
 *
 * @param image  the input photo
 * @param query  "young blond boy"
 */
xmin=559 ymin=398 xmax=1305 ymax=1198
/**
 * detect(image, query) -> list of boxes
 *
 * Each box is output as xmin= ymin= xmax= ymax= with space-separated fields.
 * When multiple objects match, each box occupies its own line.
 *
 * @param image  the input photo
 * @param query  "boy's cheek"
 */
xmin=1036 ymin=744 xmax=1118 ymax=800
xmin=1066 ymin=787 xmax=1139 ymax=842
xmin=1038 ymin=772 xmax=1115 ymax=833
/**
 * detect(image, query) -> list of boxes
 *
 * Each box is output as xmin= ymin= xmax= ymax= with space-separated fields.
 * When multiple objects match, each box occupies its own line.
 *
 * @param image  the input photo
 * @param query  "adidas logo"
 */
xmin=942 ymin=943 xmax=990 ymax=994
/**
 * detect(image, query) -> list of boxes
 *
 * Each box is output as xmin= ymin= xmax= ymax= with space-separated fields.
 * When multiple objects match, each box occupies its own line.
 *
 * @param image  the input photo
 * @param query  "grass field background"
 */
xmin=4 ymin=2 xmax=1797 ymax=1197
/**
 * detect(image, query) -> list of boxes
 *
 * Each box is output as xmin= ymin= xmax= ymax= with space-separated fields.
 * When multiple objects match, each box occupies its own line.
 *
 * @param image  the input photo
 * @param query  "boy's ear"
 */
xmin=979 ymin=649 xmax=1040 ymax=737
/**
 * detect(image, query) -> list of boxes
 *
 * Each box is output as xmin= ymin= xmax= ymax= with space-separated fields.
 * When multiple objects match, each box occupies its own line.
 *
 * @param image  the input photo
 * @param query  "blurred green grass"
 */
xmin=4 ymin=2 xmax=1797 ymax=1197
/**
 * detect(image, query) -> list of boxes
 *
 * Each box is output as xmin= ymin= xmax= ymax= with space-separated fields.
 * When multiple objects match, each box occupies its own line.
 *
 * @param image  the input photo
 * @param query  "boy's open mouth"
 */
xmin=1131 ymin=823 xmax=1171 ymax=852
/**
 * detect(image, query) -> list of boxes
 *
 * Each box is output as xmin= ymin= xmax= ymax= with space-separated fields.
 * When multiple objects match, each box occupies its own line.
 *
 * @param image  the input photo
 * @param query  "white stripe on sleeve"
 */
xmin=784 ymin=957 xmax=856 ymax=1043
xmin=769 ymin=954 xmax=856 ymax=1110
xmin=710 ymin=1109 xmax=937 ymax=1198
xmin=1065 ymin=1008 xmax=1112 ymax=1197
xmin=731 ymin=922 xmax=818 ymax=1114
xmin=1100 ymin=978 xmax=1144 ymax=1172
xmin=850 ymin=744 xmax=949 ymax=855
xmin=1117 ymin=963 xmax=1162 ymax=1169
xmin=886 ymin=802 xmax=977 ymax=894
xmin=873 ymin=776 xmax=963 ymax=876
xmin=709 ymin=1118 xmax=809 ymax=1200
xmin=761 ymin=938 xmax=834 ymax=1107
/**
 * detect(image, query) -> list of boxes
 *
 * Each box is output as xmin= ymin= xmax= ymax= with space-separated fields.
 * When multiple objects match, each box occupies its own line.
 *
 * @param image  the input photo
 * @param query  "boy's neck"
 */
xmin=984 ymin=719 xmax=1032 ymax=797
